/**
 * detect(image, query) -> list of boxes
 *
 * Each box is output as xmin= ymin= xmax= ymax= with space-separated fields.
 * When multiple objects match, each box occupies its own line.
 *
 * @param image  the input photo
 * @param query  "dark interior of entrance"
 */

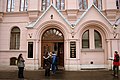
xmin=41 ymin=42 xmax=64 ymax=67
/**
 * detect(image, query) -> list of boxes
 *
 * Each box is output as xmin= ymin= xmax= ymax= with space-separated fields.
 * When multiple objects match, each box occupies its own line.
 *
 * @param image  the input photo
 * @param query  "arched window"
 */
xmin=94 ymin=30 xmax=102 ymax=48
xmin=93 ymin=0 xmax=102 ymax=10
xmin=79 ymin=0 xmax=88 ymax=10
xmin=41 ymin=0 xmax=51 ymax=11
xmin=82 ymin=29 xmax=102 ymax=49
xmin=42 ymin=28 xmax=64 ymax=41
xmin=7 ymin=0 xmax=15 ymax=12
xmin=10 ymin=27 xmax=20 ymax=50
xmin=82 ymin=30 xmax=89 ymax=48
xmin=56 ymin=0 xmax=65 ymax=10
xmin=20 ymin=0 xmax=28 ymax=11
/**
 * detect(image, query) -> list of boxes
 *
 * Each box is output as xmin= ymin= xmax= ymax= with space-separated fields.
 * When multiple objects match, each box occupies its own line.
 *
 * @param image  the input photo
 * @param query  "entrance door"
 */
xmin=41 ymin=28 xmax=64 ymax=67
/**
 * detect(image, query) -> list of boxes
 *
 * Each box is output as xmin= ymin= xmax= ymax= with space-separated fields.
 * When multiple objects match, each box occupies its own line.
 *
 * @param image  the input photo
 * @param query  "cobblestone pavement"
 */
xmin=0 ymin=70 xmax=119 ymax=80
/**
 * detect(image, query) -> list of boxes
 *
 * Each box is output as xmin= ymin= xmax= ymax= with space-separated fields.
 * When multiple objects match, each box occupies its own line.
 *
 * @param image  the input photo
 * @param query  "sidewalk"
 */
xmin=0 ymin=70 xmax=119 ymax=80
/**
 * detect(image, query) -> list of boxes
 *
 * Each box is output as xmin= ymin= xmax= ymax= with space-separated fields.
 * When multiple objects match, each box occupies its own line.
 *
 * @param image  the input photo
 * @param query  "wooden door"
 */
xmin=58 ymin=42 xmax=64 ymax=66
xmin=41 ymin=42 xmax=54 ymax=67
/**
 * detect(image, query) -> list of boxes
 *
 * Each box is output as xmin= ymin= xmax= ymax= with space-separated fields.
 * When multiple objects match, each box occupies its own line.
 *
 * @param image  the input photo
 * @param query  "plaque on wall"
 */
xmin=70 ymin=41 xmax=76 ymax=58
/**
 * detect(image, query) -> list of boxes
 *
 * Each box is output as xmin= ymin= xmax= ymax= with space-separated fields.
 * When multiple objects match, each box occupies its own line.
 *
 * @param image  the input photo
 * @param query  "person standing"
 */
xmin=17 ymin=54 xmax=25 ymax=79
xmin=113 ymin=51 xmax=120 ymax=77
xmin=52 ymin=52 xmax=57 ymax=74
xmin=43 ymin=52 xmax=51 ymax=76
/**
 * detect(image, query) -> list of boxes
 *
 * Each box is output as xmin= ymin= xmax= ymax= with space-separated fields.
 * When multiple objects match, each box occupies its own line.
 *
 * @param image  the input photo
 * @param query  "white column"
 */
xmin=89 ymin=29 xmax=95 ymax=49
xmin=76 ymin=40 xmax=80 ymax=70
xmin=64 ymin=39 xmax=69 ymax=70
xmin=34 ymin=40 xmax=39 ymax=70
xmin=107 ymin=40 xmax=112 ymax=70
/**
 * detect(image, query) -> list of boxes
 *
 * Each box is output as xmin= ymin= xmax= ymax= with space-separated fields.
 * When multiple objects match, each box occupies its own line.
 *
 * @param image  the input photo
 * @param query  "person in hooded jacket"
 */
xmin=113 ymin=51 xmax=120 ymax=77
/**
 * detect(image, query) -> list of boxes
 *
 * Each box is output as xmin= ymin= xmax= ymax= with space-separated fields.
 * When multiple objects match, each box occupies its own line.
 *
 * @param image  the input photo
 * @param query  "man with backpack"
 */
xmin=113 ymin=51 xmax=120 ymax=77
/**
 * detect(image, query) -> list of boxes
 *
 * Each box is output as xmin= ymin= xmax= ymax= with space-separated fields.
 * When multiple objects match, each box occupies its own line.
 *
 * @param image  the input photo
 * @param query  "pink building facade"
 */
xmin=0 ymin=0 xmax=120 ymax=70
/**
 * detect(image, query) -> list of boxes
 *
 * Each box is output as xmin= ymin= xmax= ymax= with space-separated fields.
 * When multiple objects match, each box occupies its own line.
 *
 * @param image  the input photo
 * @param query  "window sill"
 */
xmin=81 ymin=48 xmax=104 ymax=52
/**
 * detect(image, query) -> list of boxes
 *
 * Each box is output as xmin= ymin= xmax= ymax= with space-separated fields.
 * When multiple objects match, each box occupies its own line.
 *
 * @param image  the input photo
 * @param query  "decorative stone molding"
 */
xmin=28 ymin=11 xmax=39 ymax=22
xmin=66 ymin=9 xmax=79 ymax=20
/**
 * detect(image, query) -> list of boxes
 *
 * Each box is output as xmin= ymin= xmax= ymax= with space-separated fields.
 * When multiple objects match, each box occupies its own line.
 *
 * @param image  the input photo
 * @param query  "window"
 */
xmin=94 ymin=30 xmax=102 ymax=48
xmin=28 ymin=42 xmax=33 ymax=58
xmin=42 ymin=28 xmax=64 ymax=41
xmin=56 ymin=0 xmax=65 ymax=10
xmin=42 ymin=0 xmax=51 ymax=11
xmin=82 ymin=29 xmax=102 ymax=49
xmin=10 ymin=57 xmax=17 ymax=66
xmin=116 ymin=0 xmax=120 ymax=9
xmin=79 ymin=0 xmax=88 ymax=9
xmin=10 ymin=27 xmax=20 ymax=50
xmin=82 ymin=30 xmax=89 ymax=48
xmin=7 ymin=0 xmax=15 ymax=12
xmin=93 ymin=0 xmax=102 ymax=10
xmin=20 ymin=0 xmax=28 ymax=11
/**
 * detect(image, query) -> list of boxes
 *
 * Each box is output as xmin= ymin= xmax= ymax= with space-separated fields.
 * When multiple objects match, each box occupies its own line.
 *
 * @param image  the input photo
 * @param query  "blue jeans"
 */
xmin=52 ymin=64 xmax=56 ymax=74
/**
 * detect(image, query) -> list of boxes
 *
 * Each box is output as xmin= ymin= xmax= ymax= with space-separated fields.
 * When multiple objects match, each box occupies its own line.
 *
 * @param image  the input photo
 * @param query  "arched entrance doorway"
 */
xmin=41 ymin=28 xmax=64 ymax=68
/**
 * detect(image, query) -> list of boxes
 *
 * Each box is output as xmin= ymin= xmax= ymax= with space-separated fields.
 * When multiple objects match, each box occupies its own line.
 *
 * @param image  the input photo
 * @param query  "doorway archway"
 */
xmin=41 ymin=28 xmax=64 ymax=68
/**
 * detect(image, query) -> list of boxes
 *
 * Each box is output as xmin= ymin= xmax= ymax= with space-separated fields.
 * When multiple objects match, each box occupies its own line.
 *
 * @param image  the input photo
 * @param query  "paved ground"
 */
xmin=0 ymin=70 xmax=119 ymax=80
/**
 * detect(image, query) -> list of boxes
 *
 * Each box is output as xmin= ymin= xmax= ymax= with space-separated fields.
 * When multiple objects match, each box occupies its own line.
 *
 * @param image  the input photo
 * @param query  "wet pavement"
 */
xmin=0 ymin=70 xmax=120 ymax=80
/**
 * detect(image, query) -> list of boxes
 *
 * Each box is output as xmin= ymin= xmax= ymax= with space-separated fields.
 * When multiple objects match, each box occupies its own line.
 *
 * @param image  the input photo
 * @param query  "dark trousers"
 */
xmin=45 ymin=68 xmax=50 ymax=76
xmin=18 ymin=67 xmax=24 ymax=78
xmin=113 ymin=65 xmax=119 ymax=76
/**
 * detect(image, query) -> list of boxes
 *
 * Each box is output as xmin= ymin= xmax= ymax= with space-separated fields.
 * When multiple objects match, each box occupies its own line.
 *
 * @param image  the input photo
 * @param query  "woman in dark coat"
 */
xmin=17 ymin=54 xmax=25 ymax=79
xmin=43 ymin=52 xmax=51 ymax=76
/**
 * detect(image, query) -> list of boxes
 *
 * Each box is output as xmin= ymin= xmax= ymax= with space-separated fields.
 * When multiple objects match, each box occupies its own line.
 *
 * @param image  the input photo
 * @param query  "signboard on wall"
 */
xmin=70 ymin=41 xmax=76 ymax=58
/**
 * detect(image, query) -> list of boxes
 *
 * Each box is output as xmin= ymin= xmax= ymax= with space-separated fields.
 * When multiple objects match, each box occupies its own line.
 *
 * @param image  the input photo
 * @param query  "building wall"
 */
xmin=0 ymin=0 xmax=120 ymax=70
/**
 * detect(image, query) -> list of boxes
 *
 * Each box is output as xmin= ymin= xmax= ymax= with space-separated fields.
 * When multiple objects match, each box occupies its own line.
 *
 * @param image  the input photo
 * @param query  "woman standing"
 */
xmin=43 ymin=52 xmax=51 ymax=76
xmin=17 ymin=54 xmax=25 ymax=79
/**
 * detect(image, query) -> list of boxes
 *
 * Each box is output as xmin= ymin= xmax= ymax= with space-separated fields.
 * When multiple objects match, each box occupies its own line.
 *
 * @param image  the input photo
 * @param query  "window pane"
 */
xmin=56 ymin=0 xmax=65 ymax=10
xmin=7 ymin=0 xmax=11 ymax=12
xmin=47 ymin=0 xmax=50 ymax=7
xmin=93 ymin=0 xmax=102 ymax=10
xmin=56 ymin=0 xmax=61 ymax=10
xmin=94 ymin=30 xmax=102 ymax=48
xmin=79 ymin=0 xmax=82 ymax=9
xmin=10 ymin=27 xmax=20 ymax=49
xmin=79 ymin=0 xmax=87 ymax=9
xmin=42 ymin=28 xmax=63 ymax=41
xmin=61 ymin=0 xmax=65 ymax=10
xmin=42 ymin=0 xmax=50 ymax=10
xmin=83 ymin=0 xmax=87 ymax=9
xmin=11 ymin=0 xmax=15 ymax=11
xmin=25 ymin=0 xmax=28 ymax=11
xmin=28 ymin=42 xmax=33 ymax=58
xmin=20 ymin=0 xmax=24 ymax=11
xmin=82 ymin=30 xmax=89 ymax=48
